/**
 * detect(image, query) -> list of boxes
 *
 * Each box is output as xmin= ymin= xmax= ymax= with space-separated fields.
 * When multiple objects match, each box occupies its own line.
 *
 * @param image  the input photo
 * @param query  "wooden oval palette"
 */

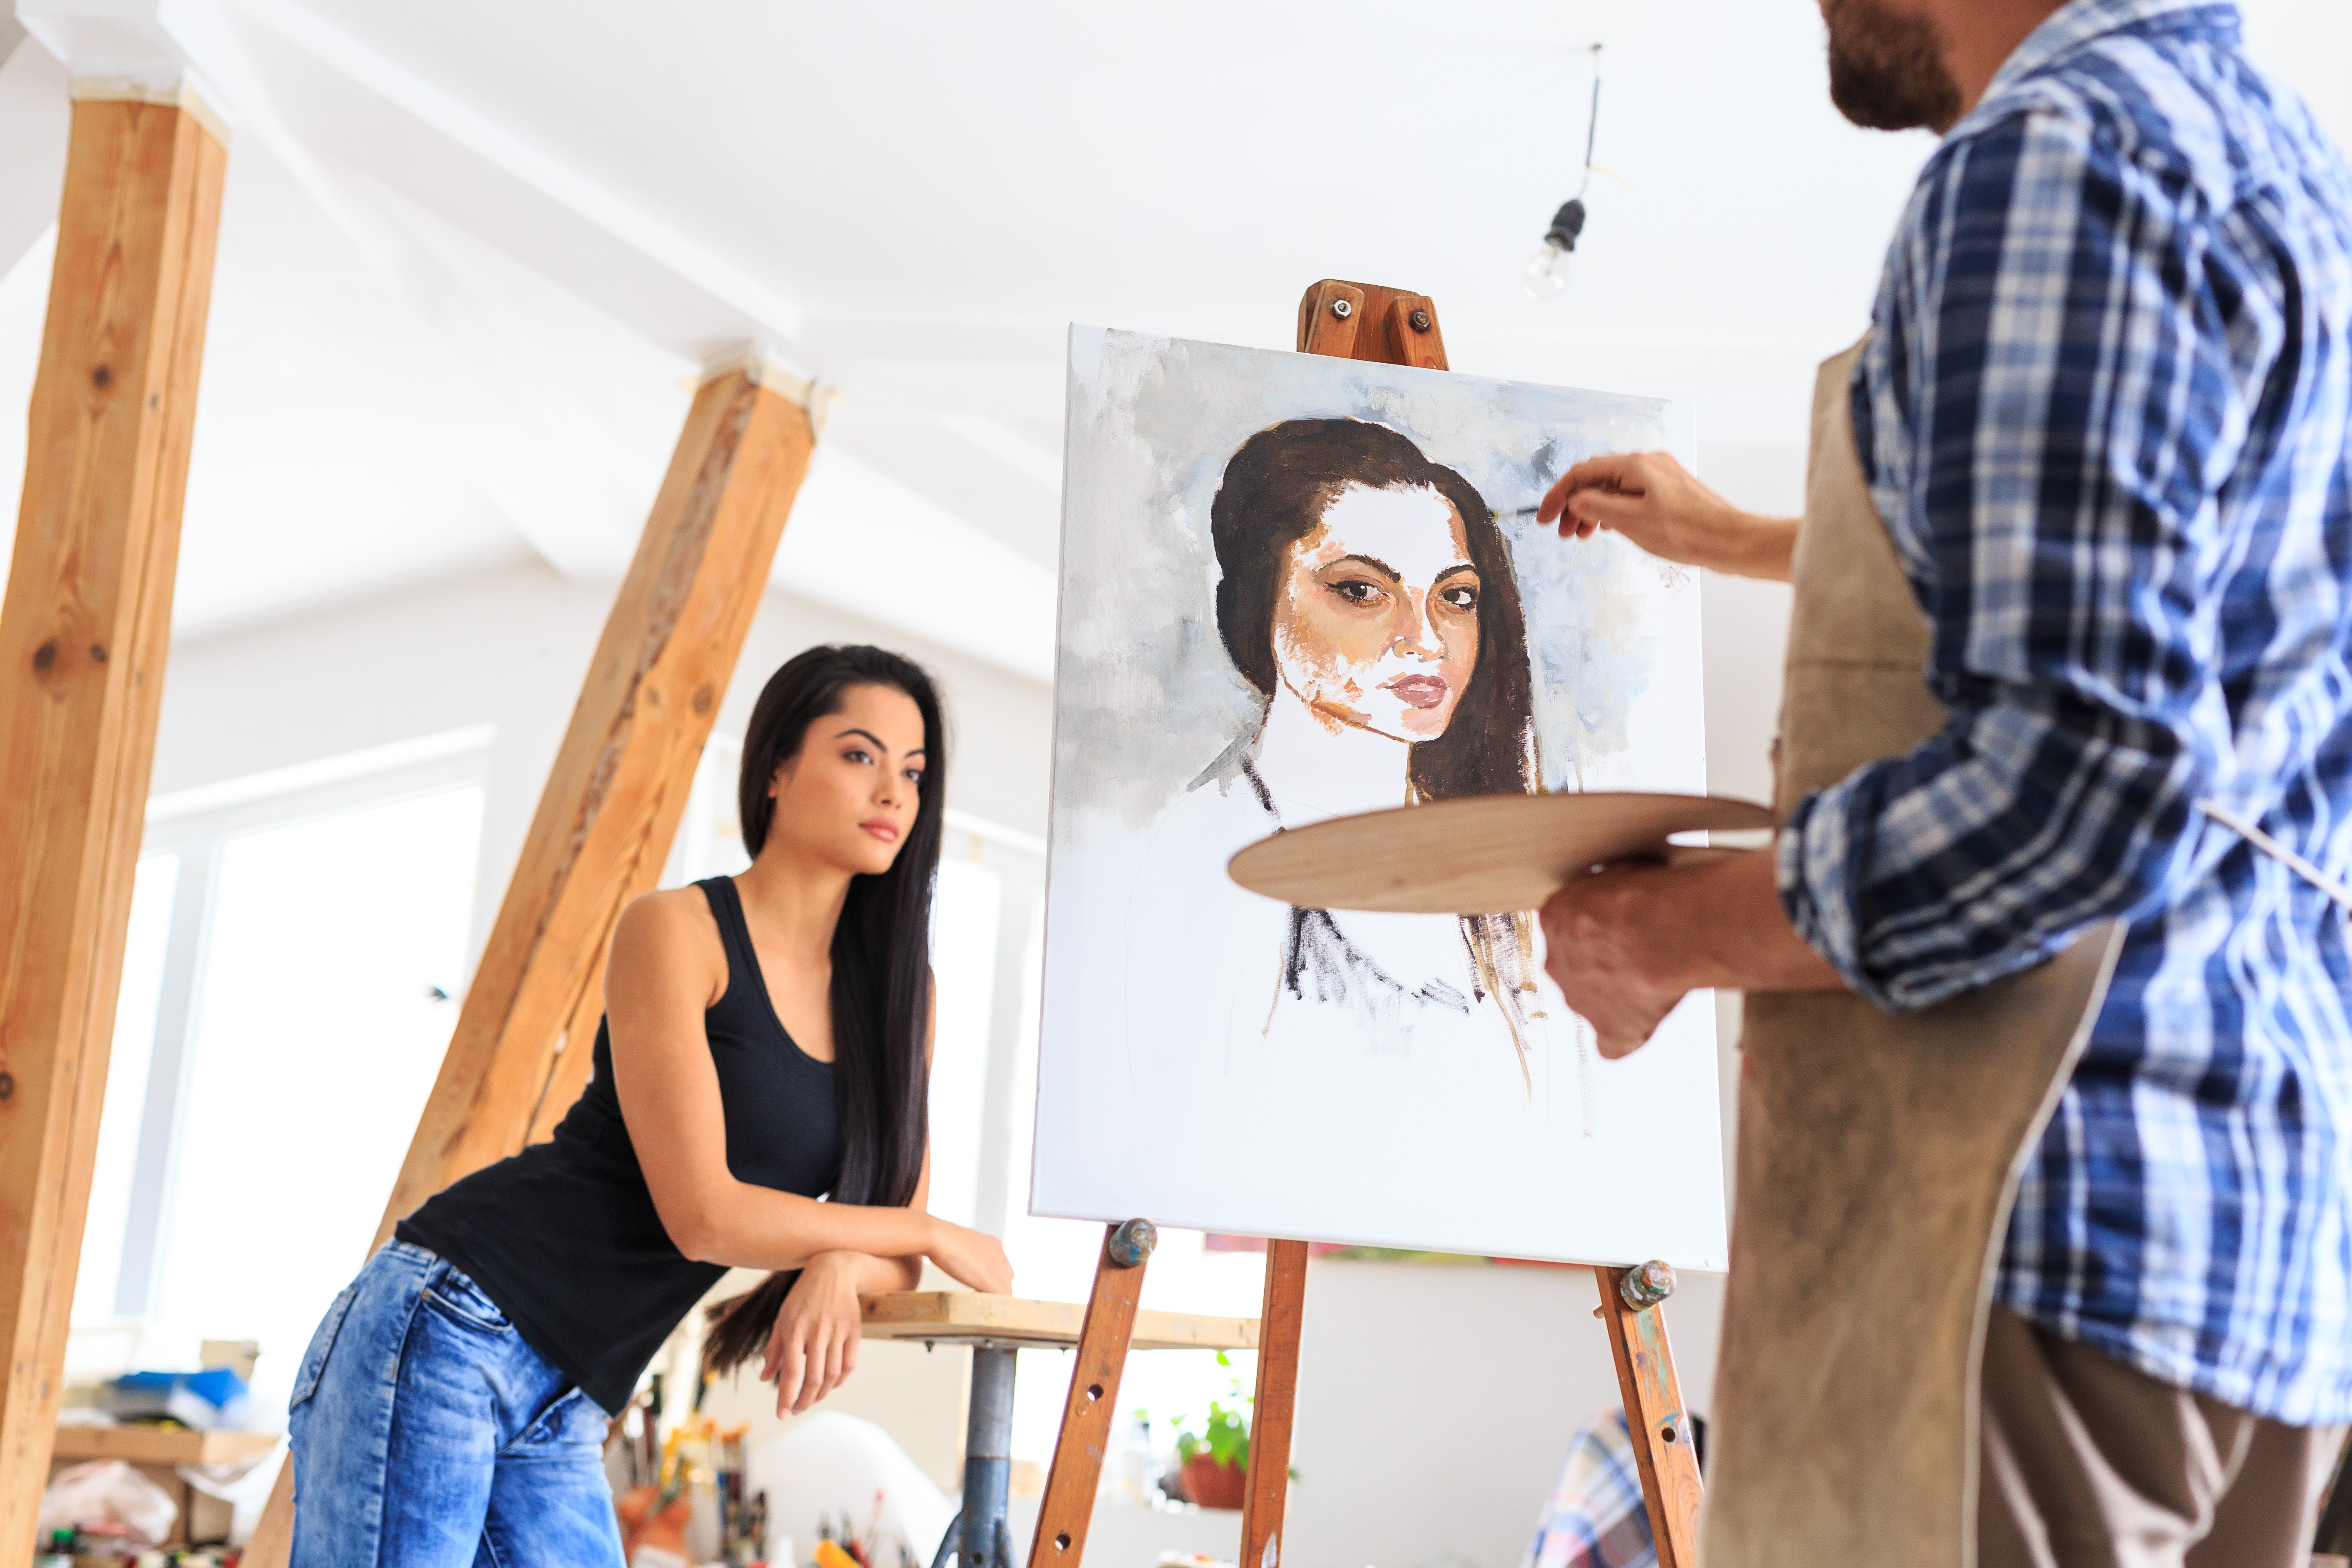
xmin=1227 ymin=791 xmax=1777 ymax=915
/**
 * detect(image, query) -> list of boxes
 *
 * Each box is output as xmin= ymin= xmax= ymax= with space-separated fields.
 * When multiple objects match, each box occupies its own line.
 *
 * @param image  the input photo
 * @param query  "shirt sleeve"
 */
xmin=1778 ymin=106 xmax=2250 ymax=1011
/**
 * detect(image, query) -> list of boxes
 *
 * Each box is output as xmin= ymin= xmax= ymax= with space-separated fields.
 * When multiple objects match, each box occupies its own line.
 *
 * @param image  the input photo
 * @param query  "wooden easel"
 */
xmin=1024 ymin=282 xmax=1707 ymax=1568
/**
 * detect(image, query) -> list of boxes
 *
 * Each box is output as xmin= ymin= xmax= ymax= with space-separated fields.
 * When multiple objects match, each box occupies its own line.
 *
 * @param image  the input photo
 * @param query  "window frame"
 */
xmin=91 ymin=727 xmax=495 ymax=1324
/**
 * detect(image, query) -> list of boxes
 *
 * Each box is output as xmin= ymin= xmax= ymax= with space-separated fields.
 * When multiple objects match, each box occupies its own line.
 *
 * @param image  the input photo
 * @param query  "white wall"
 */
xmin=150 ymin=558 xmax=1058 ymax=971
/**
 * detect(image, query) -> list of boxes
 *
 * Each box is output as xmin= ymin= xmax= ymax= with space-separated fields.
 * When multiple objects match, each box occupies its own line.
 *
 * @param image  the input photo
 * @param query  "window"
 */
xmin=71 ymin=854 xmax=179 ymax=1326
xmin=925 ymin=858 xmax=1001 ymax=1228
xmin=154 ymin=787 xmax=483 ymax=1417
xmin=70 ymin=730 xmax=490 ymax=1420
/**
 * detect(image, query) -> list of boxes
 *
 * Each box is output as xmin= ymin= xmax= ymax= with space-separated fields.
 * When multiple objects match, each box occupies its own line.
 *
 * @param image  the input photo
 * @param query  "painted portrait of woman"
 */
xmin=1125 ymin=416 xmax=1547 ymax=1091
xmin=1043 ymin=327 xmax=1715 ymax=1258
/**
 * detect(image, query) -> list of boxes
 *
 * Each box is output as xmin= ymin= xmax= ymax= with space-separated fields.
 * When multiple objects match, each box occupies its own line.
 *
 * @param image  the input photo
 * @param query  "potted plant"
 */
xmin=1172 ymin=1396 xmax=1250 ymax=1511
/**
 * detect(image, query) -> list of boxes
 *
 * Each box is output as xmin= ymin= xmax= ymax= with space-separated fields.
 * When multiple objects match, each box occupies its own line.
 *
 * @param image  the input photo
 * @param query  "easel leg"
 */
xmin=1030 ymin=1220 xmax=1155 ymax=1568
xmin=1239 ymin=1240 xmax=1308 ymax=1568
xmin=1596 ymin=1265 xmax=1703 ymax=1568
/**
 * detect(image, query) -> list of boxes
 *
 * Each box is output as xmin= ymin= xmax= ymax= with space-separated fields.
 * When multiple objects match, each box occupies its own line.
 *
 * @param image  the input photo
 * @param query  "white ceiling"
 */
xmin=1 ymin=0 xmax=2347 ymax=680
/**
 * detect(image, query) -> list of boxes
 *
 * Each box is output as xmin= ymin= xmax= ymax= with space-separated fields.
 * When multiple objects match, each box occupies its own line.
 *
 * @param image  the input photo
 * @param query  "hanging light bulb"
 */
xmin=1522 ymin=199 xmax=1586 ymax=301
xmin=1520 ymin=46 xmax=1603 ymax=304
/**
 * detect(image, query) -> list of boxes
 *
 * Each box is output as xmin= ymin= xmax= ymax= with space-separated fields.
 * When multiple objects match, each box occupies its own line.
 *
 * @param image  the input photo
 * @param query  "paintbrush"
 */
xmin=1498 ymin=483 xmax=1623 ymax=522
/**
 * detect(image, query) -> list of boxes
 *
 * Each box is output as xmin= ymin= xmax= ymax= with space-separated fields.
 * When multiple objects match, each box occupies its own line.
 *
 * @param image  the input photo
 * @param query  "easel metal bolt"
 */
xmin=1330 ymin=298 xmax=1352 ymax=319
xmin=1409 ymin=308 xmax=1431 ymax=332
xmin=1619 ymin=1259 xmax=1675 ymax=1310
xmin=1109 ymin=1217 xmax=1157 ymax=1267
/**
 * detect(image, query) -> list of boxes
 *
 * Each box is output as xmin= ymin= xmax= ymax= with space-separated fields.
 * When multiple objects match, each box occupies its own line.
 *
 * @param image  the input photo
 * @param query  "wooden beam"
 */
xmin=243 ymin=358 xmax=819 ymax=1564
xmin=0 ymin=90 xmax=226 ymax=1560
xmin=379 ymin=361 xmax=815 ymax=1237
xmin=1238 ymin=1239 xmax=1308 ymax=1568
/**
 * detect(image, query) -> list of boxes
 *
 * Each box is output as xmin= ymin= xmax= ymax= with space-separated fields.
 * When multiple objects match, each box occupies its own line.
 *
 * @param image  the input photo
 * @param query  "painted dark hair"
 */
xmin=1210 ymin=417 xmax=1534 ymax=798
xmin=702 ymin=644 xmax=944 ymax=1377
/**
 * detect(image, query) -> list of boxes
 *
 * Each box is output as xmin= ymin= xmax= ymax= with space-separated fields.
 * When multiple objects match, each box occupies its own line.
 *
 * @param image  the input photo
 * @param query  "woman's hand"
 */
xmin=923 ymin=1217 xmax=1014 ymax=1295
xmin=1537 ymin=451 xmax=1798 ymax=583
xmin=762 ymin=1252 xmax=868 ymax=1415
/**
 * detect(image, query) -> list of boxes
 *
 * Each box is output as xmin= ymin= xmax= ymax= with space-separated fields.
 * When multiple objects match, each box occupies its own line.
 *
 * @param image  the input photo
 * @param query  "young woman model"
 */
xmin=285 ymin=644 xmax=1013 ymax=1567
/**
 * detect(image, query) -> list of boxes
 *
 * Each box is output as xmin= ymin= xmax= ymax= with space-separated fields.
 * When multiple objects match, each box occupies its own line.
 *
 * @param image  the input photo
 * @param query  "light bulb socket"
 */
xmin=1544 ymin=198 xmax=1588 ymax=252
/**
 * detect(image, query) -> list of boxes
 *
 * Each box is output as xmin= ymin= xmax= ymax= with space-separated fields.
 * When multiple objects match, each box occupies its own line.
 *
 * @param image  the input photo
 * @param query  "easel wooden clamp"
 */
xmin=1023 ymin=281 xmax=1706 ymax=1568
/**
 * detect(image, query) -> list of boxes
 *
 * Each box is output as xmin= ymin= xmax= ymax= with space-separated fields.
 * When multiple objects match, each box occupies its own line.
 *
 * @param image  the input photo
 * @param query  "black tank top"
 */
xmin=396 ymin=877 xmax=842 ymax=1414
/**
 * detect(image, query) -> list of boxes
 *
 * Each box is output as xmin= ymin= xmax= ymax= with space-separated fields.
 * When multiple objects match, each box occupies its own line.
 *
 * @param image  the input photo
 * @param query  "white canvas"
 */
xmin=1032 ymin=327 xmax=1725 ymax=1270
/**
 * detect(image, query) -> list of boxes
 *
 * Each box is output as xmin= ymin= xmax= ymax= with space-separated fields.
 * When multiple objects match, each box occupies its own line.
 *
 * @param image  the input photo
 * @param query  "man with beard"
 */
xmin=1534 ymin=1 xmax=2352 ymax=1565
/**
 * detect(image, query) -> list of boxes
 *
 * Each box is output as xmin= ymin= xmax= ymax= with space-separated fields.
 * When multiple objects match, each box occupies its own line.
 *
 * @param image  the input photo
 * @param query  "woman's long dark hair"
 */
xmin=702 ymin=644 xmax=945 ymax=1378
xmin=1210 ymin=417 xmax=1535 ymax=799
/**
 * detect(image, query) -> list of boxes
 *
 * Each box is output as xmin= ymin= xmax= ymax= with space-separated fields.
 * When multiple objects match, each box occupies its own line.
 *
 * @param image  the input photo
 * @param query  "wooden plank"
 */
xmin=1381 ymin=293 xmax=1448 ymax=371
xmin=859 ymin=1291 xmax=1256 ymax=1352
xmin=1238 ymin=1240 xmax=1307 ymax=1568
xmin=1296 ymin=280 xmax=1364 ymax=358
xmin=1028 ymin=1227 xmax=1148 ymax=1568
xmin=242 ymin=359 xmax=820 ymax=1566
xmin=50 ymin=1424 xmax=278 ymax=1467
xmin=1595 ymin=1266 xmax=1703 ymax=1568
xmin=1295 ymin=279 xmax=1446 ymax=367
xmin=0 ymin=93 xmax=226 ymax=1560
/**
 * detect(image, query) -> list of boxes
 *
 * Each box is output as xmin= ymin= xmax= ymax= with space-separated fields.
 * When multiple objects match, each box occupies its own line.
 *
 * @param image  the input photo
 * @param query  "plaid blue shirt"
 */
xmin=1777 ymin=0 xmax=2352 ymax=1423
xmin=1522 ymin=1406 xmax=1656 ymax=1568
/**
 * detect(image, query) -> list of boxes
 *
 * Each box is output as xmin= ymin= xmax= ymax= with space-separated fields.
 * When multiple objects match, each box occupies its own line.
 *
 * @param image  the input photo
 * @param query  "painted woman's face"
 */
xmin=1269 ymin=482 xmax=1480 ymax=744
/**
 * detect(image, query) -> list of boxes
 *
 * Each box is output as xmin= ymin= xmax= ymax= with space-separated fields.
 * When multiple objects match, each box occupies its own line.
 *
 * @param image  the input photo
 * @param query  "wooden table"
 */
xmin=862 ymin=1292 xmax=1256 ymax=1353
xmin=859 ymin=1293 xmax=1256 ymax=1568
xmin=50 ymin=1425 xmax=281 ymax=1544
xmin=51 ymin=1425 xmax=279 ymax=1467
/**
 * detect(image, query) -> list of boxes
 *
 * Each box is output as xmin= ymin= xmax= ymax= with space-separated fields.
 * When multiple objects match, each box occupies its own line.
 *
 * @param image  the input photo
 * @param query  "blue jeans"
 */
xmin=287 ymin=1240 xmax=625 ymax=1567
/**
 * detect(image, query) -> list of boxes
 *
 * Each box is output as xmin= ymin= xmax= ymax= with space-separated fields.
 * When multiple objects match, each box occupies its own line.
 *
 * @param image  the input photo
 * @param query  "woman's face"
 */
xmin=1269 ymin=482 xmax=1480 ymax=743
xmin=763 ymin=683 xmax=927 ymax=878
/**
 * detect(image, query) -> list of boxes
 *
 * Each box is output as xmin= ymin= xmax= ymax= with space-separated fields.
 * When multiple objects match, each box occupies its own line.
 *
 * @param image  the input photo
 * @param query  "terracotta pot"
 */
xmin=1183 ymin=1453 xmax=1247 ymax=1511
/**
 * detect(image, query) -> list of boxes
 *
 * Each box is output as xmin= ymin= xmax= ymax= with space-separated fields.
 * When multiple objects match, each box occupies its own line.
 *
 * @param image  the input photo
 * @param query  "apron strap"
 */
xmin=2196 ymin=799 xmax=2352 ymax=910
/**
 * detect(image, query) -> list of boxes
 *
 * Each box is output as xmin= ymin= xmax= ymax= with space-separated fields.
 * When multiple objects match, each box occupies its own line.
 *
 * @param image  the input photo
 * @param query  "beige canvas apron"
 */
xmin=1701 ymin=341 xmax=2125 ymax=1567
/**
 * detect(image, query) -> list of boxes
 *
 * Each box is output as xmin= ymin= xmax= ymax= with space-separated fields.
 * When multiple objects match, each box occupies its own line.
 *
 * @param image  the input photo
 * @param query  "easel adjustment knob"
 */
xmin=1619 ymin=1259 xmax=1675 ymax=1311
xmin=1108 ymin=1218 xmax=1158 ymax=1267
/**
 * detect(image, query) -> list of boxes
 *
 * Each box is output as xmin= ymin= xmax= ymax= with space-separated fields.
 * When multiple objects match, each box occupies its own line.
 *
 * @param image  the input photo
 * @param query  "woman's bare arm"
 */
xmin=605 ymin=893 xmax=1007 ymax=1290
xmin=758 ymin=989 xmax=946 ymax=1412
xmin=802 ymin=986 xmax=941 ymax=1298
xmin=1538 ymin=451 xmax=1798 ymax=582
